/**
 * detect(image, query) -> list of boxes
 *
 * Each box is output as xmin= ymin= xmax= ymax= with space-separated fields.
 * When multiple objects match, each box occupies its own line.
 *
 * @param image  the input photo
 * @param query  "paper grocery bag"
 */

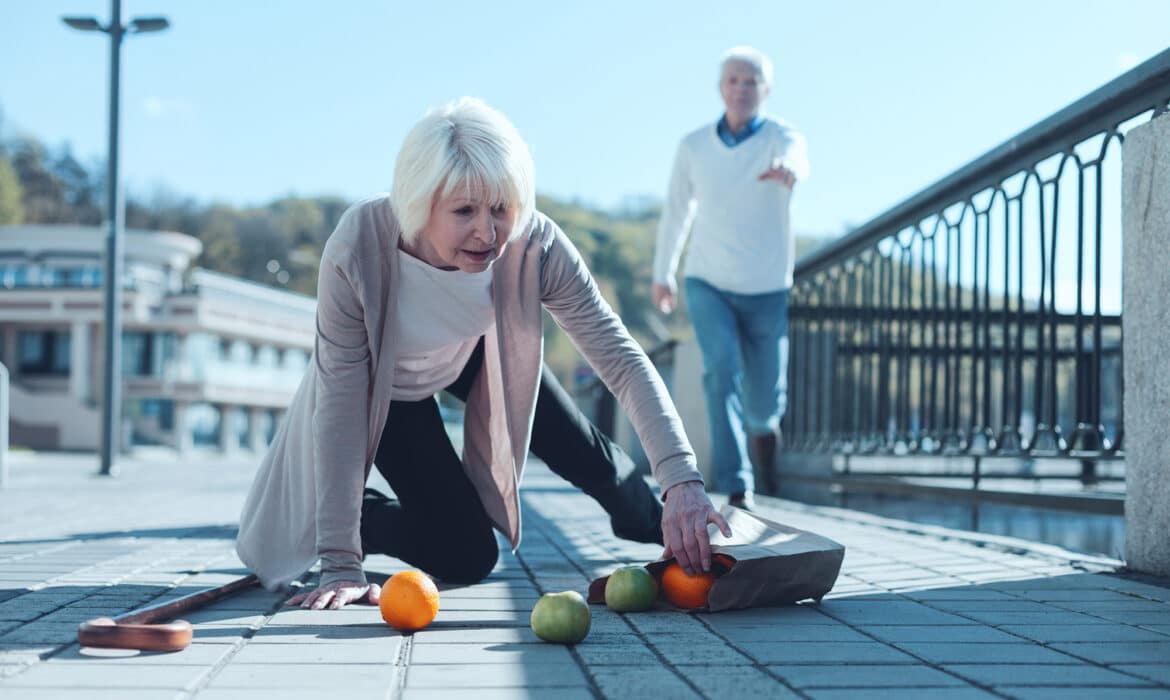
xmin=588 ymin=506 xmax=845 ymax=612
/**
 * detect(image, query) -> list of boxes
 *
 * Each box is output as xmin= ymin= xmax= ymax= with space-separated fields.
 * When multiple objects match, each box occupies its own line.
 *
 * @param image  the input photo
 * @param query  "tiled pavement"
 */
xmin=0 ymin=450 xmax=1168 ymax=699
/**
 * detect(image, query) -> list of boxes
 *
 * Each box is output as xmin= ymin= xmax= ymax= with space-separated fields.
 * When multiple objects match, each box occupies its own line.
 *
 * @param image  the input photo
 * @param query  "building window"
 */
xmin=122 ymin=331 xmax=155 ymax=377
xmin=18 ymin=331 xmax=71 ymax=375
xmin=62 ymin=266 xmax=101 ymax=288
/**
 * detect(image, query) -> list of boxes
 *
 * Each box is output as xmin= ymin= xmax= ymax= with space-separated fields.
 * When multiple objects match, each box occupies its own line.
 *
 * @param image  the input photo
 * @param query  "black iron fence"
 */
xmin=785 ymin=49 xmax=1170 ymax=476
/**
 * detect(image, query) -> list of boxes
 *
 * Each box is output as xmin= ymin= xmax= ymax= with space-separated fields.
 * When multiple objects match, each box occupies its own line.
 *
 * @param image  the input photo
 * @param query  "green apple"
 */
xmin=530 ymin=591 xmax=591 ymax=644
xmin=604 ymin=566 xmax=658 ymax=612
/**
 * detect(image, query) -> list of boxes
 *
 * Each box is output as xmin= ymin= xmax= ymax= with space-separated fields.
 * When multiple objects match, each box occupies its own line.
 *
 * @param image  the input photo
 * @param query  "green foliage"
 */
xmin=0 ymin=155 xmax=23 ymax=224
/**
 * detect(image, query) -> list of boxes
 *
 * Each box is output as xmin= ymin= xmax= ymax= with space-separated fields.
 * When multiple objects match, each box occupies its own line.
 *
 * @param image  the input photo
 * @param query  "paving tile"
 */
xmin=944 ymin=663 xmax=1154 ymax=686
xmin=181 ymin=610 xmax=267 ymax=626
xmin=207 ymin=663 xmax=400 ymax=689
xmin=768 ymin=664 xmax=966 ymax=688
xmin=697 ymin=605 xmax=836 ymax=627
xmin=245 ymin=622 xmax=396 ymax=644
xmin=0 ymin=690 xmax=181 ymax=699
xmin=1048 ymin=642 xmax=1170 ymax=664
xmin=717 ymin=623 xmax=872 ymax=643
xmin=958 ymin=611 xmax=1113 ymax=626
xmin=186 ymin=626 xmax=253 ymax=644
xmin=816 ymin=600 xmax=974 ymax=626
xmin=861 ymin=625 xmax=1027 ymax=643
xmin=1091 ymin=611 xmax=1170 ymax=626
xmin=230 ymin=640 xmax=401 ymax=664
xmin=1114 ymin=665 xmax=1170 ymax=685
xmin=590 ymin=665 xmax=701 ymax=698
xmin=892 ymin=642 xmax=1080 ymax=664
xmin=807 ymin=688 xmax=998 ymax=699
xmin=995 ymin=689 xmax=1170 ymax=699
xmin=676 ymin=665 xmax=802 ymax=698
xmin=404 ymin=663 xmax=587 ymax=688
xmin=652 ymin=640 xmax=755 ymax=666
xmin=574 ymin=643 xmax=660 ymax=666
xmin=2 ymin=661 xmax=210 ymax=689
xmin=408 ymin=642 xmax=572 ymax=665
xmin=1001 ymin=624 xmax=1170 ymax=643
xmin=51 ymin=643 xmax=233 ymax=666
xmin=401 ymin=690 xmax=594 ymax=700
xmin=904 ymin=588 xmax=1023 ymax=601
xmin=925 ymin=600 xmax=1061 ymax=613
xmin=197 ymin=690 xmax=390 ymax=700
xmin=740 ymin=641 xmax=918 ymax=665
xmin=408 ymin=627 xmax=543 ymax=645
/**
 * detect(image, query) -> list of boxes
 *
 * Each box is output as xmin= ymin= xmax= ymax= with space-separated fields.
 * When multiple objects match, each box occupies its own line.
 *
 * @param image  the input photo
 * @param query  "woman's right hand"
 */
xmin=286 ymin=579 xmax=381 ymax=610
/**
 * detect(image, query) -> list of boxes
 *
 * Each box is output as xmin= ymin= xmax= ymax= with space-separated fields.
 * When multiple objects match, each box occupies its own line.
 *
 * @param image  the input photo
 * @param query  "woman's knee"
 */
xmin=424 ymin=529 xmax=499 ymax=584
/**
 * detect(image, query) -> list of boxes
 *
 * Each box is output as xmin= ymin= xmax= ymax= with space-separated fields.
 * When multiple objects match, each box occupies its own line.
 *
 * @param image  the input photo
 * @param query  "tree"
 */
xmin=0 ymin=155 xmax=24 ymax=224
xmin=10 ymin=138 xmax=67 ymax=222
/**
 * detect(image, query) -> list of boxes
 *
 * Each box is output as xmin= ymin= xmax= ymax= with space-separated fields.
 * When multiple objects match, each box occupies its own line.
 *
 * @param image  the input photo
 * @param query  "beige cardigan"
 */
xmin=236 ymin=195 xmax=702 ymax=590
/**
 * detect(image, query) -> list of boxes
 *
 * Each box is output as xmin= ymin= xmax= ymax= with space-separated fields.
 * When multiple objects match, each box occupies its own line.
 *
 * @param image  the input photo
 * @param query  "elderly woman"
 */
xmin=236 ymin=97 xmax=729 ymax=610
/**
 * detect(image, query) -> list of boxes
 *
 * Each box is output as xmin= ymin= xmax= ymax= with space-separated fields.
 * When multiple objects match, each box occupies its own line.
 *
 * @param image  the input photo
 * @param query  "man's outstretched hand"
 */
xmin=660 ymin=480 xmax=732 ymax=576
xmin=286 ymin=580 xmax=381 ymax=610
xmin=758 ymin=164 xmax=797 ymax=188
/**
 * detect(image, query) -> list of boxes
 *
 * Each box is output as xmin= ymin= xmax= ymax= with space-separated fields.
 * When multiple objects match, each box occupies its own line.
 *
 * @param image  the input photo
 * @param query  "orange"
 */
xmin=379 ymin=570 xmax=440 ymax=632
xmin=658 ymin=555 xmax=735 ymax=610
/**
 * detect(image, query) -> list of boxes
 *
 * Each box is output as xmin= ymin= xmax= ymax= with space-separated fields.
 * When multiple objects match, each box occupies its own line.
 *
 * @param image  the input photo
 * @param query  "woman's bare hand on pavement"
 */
xmin=286 ymin=580 xmax=381 ymax=610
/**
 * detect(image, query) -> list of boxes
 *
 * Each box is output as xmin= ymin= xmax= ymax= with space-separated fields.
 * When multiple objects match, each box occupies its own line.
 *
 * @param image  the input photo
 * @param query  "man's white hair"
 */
xmin=719 ymin=46 xmax=773 ymax=87
xmin=390 ymin=97 xmax=536 ymax=245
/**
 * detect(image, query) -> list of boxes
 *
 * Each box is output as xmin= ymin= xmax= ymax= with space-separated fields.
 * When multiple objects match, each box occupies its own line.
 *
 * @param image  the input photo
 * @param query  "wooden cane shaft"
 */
xmin=78 ymin=574 xmax=260 ymax=652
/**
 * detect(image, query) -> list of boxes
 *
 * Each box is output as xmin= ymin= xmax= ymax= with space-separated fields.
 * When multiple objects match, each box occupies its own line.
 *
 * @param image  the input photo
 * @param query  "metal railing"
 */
xmin=573 ymin=338 xmax=677 ymax=447
xmin=784 ymin=49 xmax=1170 ymax=481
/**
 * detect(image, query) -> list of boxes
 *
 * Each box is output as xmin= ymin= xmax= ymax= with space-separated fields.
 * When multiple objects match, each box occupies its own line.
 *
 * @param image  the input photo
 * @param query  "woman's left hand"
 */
xmin=286 ymin=580 xmax=381 ymax=610
xmin=660 ymin=481 xmax=732 ymax=576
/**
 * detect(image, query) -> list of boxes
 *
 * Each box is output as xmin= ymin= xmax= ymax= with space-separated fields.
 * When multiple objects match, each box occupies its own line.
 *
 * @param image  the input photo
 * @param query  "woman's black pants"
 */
xmin=360 ymin=339 xmax=664 ymax=584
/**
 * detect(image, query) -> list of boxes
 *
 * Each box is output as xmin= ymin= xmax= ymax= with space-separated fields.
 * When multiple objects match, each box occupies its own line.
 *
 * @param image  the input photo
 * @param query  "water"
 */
xmin=786 ymin=485 xmax=1125 ymax=560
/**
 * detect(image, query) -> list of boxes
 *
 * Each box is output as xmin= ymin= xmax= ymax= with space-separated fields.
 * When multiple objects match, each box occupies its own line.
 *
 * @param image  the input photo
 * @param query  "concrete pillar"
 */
xmin=219 ymin=404 xmax=237 ymax=454
xmin=69 ymin=321 xmax=90 ymax=402
xmin=1122 ymin=114 xmax=1170 ymax=577
xmin=173 ymin=402 xmax=193 ymax=454
xmin=248 ymin=407 xmax=268 ymax=452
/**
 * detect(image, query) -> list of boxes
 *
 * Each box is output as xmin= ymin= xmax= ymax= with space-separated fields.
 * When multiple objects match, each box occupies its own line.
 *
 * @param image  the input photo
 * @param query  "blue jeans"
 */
xmin=684 ymin=277 xmax=789 ymax=495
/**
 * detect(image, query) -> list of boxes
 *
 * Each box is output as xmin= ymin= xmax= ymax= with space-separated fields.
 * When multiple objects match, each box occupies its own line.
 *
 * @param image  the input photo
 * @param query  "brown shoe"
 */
xmin=728 ymin=491 xmax=755 ymax=512
xmin=749 ymin=432 xmax=778 ymax=494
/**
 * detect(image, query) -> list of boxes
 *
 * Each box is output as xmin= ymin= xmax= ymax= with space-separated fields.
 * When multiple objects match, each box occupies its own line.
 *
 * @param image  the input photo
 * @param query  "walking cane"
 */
xmin=78 ymin=574 xmax=260 ymax=652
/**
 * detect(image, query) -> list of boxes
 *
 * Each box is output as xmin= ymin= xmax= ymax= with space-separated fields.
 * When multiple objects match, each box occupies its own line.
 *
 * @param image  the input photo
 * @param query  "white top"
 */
xmin=653 ymin=117 xmax=810 ymax=295
xmin=391 ymin=251 xmax=494 ymax=400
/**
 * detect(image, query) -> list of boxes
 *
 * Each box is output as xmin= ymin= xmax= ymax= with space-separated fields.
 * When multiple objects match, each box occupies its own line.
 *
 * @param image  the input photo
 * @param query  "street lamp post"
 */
xmin=63 ymin=1 xmax=169 ymax=477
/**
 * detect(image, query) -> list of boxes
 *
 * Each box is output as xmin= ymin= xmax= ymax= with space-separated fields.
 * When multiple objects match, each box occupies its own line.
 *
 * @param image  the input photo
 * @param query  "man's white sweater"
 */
xmin=654 ymin=118 xmax=809 ymax=295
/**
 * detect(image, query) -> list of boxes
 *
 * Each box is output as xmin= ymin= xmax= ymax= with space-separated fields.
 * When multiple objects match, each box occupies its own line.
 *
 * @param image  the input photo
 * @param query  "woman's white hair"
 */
xmin=719 ymin=46 xmax=773 ymax=87
xmin=390 ymin=97 xmax=536 ymax=245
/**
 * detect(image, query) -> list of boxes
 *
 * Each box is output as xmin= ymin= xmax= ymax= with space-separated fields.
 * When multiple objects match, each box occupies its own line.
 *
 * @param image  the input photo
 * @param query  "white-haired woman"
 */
xmin=237 ymin=97 xmax=729 ymax=610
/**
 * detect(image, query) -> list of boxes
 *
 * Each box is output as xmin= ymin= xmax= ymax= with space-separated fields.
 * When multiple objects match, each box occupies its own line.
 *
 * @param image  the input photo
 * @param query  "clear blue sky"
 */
xmin=2 ymin=1 xmax=1167 ymax=238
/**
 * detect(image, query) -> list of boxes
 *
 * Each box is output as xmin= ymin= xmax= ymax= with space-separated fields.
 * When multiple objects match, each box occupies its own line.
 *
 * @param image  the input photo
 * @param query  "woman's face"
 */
xmin=411 ymin=190 xmax=514 ymax=273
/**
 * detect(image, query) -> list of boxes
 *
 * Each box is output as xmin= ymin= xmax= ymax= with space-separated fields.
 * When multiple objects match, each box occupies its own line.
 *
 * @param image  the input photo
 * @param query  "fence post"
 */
xmin=1122 ymin=113 xmax=1170 ymax=577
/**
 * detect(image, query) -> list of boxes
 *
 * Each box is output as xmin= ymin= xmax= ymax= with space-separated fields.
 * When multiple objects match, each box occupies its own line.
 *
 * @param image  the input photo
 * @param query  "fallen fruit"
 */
xmin=659 ymin=562 xmax=717 ymax=610
xmin=604 ymin=566 xmax=658 ymax=612
xmin=530 ymin=590 xmax=591 ymax=643
xmin=379 ymin=570 xmax=440 ymax=632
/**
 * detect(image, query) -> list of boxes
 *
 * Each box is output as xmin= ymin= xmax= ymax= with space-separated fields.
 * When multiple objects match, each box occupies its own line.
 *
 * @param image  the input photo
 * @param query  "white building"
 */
xmin=0 ymin=224 xmax=315 ymax=453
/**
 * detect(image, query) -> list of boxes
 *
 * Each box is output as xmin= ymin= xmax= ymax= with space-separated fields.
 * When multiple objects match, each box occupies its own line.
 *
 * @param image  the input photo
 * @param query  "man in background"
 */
xmin=652 ymin=46 xmax=809 ymax=510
